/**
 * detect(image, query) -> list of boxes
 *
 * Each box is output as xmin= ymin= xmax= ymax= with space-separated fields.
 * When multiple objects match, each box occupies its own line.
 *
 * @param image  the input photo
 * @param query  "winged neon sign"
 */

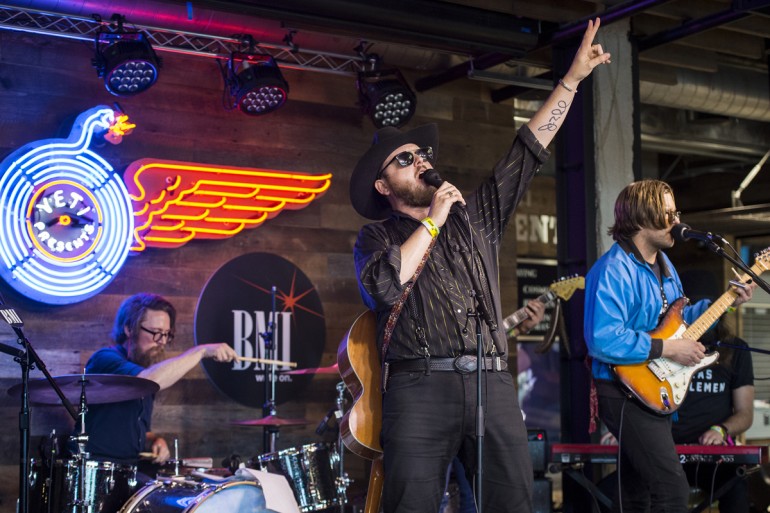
xmin=0 ymin=106 xmax=332 ymax=304
xmin=126 ymin=160 xmax=331 ymax=251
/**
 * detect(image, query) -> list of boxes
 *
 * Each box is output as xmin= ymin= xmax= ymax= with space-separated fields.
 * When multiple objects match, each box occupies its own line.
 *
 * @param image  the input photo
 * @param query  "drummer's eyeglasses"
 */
xmin=140 ymin=326 xmax=175 ymax=343
xmin=377 ymin=146 xmax=434 ymax=179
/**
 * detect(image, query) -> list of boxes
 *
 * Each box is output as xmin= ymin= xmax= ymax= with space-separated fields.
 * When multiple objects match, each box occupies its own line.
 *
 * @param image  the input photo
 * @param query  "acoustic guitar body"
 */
xmin=337 ymin=310 xmax=383 ymax=460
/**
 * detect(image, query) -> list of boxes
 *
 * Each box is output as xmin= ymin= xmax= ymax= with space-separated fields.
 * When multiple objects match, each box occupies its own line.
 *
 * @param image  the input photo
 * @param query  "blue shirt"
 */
xmin=584 ymin=241 xmax=710 ymax=381
xmin=78 ymin=345 xmax=154 ymax=462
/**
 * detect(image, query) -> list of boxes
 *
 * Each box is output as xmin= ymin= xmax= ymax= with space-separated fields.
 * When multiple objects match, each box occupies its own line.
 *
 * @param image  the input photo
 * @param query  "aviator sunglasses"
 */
xmin=377 ymin=146 xmax=434 ymax=179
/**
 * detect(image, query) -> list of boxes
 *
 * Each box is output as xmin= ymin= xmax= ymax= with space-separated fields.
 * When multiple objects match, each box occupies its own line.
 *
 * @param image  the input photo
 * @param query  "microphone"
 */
xmin=419 ymin=168 xmax=444 ymax=188
xmin=671 ymin=223 xmax=725 ymax=244
xmin=420 ymin=169 xmax=465 ymax=213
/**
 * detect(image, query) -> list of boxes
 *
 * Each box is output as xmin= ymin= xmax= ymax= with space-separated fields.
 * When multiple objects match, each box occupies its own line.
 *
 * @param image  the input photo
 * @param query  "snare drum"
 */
xmin=30 ymin=458 xmax=138 ymax=513
xmin=256 ymin=443 xmax=343 ymax=512
xmin=119 ymin=479 xmax=266 ymax=513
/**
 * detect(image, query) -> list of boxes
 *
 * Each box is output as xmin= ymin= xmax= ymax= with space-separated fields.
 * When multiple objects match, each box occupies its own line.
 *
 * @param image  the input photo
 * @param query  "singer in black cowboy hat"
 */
xmin=351 ymin=18 xmax=610 ymax=513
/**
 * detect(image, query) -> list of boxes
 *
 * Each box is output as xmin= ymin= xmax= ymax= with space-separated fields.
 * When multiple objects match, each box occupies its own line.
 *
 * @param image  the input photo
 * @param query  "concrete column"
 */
xmin=591 ymin=17 xmax=638 ymax=258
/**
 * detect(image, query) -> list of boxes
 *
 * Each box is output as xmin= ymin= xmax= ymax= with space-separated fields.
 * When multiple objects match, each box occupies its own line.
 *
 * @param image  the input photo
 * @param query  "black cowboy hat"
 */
xmin=350 ymin=123 xmax=439 ymax=220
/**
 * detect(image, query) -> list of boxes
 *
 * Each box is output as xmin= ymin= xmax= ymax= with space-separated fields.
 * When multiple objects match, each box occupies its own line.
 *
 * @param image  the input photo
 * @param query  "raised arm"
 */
xmin=528 ymin=18 xmax=611 ymax=148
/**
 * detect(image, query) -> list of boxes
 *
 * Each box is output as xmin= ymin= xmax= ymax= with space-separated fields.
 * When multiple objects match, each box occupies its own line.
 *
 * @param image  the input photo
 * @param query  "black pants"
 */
xmin=599 ymin=392 xmax=689 ymax=513
xmin=381 ymin=370 xmax=532 ymax=513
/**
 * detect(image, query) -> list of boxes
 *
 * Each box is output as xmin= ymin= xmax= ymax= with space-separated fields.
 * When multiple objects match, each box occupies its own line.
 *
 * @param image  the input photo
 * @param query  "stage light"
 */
xmin=222 ymin=53 xmax=289 ymax=116
xmin=93 ymin=15 xmax=161 ymax=97
xmin=357 ymin=69 xmax=416 ymax=129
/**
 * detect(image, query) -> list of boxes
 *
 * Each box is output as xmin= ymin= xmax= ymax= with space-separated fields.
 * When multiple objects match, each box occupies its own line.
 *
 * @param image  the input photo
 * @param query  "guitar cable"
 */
xmin=617 ymin=397 xmax=628 ymax=513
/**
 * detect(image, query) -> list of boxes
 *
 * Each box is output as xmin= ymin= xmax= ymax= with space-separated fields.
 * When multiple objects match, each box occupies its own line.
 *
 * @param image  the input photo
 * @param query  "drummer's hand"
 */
xmin=151 ymin=437 xmax=171 ymax=464
xmin=201 ymin=343 xmax=238 ymax=362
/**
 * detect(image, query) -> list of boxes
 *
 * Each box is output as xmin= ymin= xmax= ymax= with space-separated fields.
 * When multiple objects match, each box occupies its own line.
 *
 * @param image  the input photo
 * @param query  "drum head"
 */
xmin=120 ymin=479 xmax=268 ymax=513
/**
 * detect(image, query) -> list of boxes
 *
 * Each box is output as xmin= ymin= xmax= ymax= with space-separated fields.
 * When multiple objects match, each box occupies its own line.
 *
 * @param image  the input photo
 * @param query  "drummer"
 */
xmin=74 ymin=293 xmax=237 ymax=471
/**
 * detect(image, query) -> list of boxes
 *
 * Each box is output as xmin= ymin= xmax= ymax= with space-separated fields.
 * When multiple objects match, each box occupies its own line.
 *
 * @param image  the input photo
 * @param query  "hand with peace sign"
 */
xmin=528 ymin=17 xmax=612 ymax=147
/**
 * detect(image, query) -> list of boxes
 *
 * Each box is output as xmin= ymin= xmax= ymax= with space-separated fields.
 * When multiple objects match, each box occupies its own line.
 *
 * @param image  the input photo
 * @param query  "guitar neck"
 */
xmin=681 ymin=288 xmax=738 ymax=341
xmin=681 ymin=258 xmax=764 ymax=341
xmin=502 ymin=291 xmax=554 ymax=332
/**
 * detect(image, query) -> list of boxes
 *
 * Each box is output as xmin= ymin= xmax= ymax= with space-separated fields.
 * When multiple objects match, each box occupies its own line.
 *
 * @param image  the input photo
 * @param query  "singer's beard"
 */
xmin=387 ymin=179 xmax=435 ymax=208
xmin=130 ymin=344 xmax=166 ymax=368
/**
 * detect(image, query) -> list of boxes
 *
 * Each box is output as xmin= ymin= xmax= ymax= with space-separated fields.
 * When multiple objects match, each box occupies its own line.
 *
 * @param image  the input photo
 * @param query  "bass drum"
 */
xmin=119 ymin=479 xmax=269 ymax=513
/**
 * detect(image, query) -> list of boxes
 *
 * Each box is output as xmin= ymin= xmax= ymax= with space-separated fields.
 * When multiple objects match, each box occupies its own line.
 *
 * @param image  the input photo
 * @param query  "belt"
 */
xmin=387 ymin=355 xmax=507 ymax=375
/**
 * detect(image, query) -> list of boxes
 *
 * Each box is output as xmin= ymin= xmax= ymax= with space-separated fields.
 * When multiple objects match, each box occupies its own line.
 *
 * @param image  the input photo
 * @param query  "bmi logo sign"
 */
xmin=195 ymin=252 xmax=326 ymax=408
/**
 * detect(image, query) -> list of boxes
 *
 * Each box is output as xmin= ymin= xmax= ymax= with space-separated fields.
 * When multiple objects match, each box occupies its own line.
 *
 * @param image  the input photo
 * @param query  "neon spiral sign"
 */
xmin=0 ymin=107 xmax=134 ymax=305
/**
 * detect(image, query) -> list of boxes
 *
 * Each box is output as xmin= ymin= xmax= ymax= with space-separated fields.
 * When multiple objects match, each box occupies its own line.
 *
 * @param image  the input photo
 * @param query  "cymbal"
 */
xmin=8 ymin=374 xmax=160 ymax=405
xmin=231 ymin=415 xmax=310 ymax=427
xmin=282 ymin=363 xmax=339 ymax=375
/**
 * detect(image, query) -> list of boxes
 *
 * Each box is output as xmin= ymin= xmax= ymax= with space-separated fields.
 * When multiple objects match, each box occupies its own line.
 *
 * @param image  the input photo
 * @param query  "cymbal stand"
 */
xmin=71 ymin=374 xmax=92 ymax=513
xmin=166 ymin=438 xmax=182 ymax=477
xmin=334 ymin=382 xmax=349 ymax=513
xmin=260 ymin=286 xmax=279 ymax=453
xmin=0 ymin=294 xmax=78 ymax=513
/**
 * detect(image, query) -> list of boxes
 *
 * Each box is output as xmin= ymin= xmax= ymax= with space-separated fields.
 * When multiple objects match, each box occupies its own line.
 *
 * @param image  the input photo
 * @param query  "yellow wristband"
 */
xmin=421 ymin=217 xmax=440 ymax=238
xmin=709 ymin=425 xmax=727 ymax=439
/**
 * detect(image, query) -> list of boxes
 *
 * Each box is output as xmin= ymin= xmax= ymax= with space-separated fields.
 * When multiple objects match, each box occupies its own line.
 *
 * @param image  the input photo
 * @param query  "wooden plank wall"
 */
xmin=0 ymin=31 xmax=557 ymax=511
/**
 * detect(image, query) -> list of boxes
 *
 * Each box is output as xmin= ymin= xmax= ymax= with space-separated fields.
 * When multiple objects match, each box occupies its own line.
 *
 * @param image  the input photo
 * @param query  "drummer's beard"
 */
xmin=130 ymin=344 xmax=166 ymax=368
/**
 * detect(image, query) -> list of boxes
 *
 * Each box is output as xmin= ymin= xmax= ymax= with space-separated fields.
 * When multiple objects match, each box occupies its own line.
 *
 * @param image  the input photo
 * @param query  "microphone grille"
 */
xmin=671 ymin=223 xmax=690 ymax=242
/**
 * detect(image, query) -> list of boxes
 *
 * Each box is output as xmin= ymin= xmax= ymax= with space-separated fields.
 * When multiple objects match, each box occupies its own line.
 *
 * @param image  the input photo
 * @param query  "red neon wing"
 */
xmin=124 ymin=159 xmax=332 ymax=250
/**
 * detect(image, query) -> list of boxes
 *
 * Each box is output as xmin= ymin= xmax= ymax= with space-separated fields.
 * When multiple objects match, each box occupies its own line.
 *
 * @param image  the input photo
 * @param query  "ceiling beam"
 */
xmin=637 ymin=1 xmax=770 ymax=51
xmin=414 ymin=0 xmax=670 ymax=93
xmin=189 ymin=0 xmax=542 ymax=56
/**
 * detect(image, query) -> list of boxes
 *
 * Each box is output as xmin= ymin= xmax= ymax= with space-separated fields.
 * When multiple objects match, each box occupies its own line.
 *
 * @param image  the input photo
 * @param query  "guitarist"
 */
xmin=584 ymin=180 xmax=755 ymax=512
xmin=350 ymin=18 xmax=611 ymax=513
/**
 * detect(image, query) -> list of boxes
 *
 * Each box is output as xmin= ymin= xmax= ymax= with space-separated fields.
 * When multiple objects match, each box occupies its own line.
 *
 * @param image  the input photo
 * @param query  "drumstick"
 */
xmin=235 ymin=355 xmax=297 ymax=368
xmin=138 ymin=452 xmax=155 ymax=459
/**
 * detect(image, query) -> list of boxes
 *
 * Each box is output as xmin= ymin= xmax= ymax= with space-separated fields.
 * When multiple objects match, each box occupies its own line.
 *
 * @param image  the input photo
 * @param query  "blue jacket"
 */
xmin=584 ymin=241 xmax=710 ymax=381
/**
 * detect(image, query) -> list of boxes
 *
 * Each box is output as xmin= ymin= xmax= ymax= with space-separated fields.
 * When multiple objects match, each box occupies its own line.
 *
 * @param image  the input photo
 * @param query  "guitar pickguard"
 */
xmin=650 ymin=353 xmax=719 ymax=406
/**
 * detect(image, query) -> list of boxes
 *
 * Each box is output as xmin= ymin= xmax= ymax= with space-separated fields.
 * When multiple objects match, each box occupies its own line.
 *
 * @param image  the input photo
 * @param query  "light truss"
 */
xmin=0 ymin=3 xmax=366 ymax=76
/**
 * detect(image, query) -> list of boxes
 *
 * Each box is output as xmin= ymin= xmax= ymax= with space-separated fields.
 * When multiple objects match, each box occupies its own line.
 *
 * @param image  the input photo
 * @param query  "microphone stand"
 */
xmin=460 ymin=210 xmax=497 ymax=513
xmin=715 ymin=340 xmax=770 ymax=356
xmin=334 ymin=382 xmax=349 ymax=513
xmin=259 ymin=286 xmax=278 ymax=453
xmin=701 ymin=240 xmax=770 ymax=295
xmin=0 ymin=301 xmax=79 ymax=513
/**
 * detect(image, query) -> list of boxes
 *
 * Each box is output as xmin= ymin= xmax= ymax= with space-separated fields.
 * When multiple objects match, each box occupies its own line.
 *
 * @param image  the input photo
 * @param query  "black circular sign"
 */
xmin=195 ymin=252 xmax=326 ymax=408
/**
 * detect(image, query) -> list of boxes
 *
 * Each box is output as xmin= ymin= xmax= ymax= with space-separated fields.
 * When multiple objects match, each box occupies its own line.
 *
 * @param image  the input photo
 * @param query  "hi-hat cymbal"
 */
xmin=282 ymin=363 xmax=339 ymax=375
xmin=231 ymin=415 xmax=310 ymax=427
xmin=8 ymin=374 xmax=160 ymax=405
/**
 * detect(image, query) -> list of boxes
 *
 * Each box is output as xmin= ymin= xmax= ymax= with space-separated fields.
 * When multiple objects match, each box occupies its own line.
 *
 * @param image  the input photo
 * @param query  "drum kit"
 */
xmin=7 ymin=362 xmax=352 ymax=513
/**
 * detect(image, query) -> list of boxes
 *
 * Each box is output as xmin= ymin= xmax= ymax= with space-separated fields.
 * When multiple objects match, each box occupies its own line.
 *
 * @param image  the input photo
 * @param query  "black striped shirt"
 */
xmin=354 ymin=125 xmax=549 ymax=361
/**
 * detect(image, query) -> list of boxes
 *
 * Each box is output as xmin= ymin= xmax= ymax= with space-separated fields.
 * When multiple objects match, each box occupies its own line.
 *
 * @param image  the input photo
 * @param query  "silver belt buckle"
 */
xmin=453 ymin=355 xmax=477 ymax=374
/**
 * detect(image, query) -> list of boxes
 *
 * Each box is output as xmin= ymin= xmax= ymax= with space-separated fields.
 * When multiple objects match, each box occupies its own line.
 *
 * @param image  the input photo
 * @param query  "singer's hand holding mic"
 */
xmin=420 ymin=169 xmax=465 ymax=227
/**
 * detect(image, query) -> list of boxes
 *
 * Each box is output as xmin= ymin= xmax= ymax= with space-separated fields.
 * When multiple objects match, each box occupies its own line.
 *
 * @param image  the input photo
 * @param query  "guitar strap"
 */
xmin=380 ymin=222 xmax=436 ymax=389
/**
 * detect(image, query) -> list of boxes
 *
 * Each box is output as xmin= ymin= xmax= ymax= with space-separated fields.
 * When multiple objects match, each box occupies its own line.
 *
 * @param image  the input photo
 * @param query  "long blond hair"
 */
xmin=608 ymin=180 xmax=673 ymax=241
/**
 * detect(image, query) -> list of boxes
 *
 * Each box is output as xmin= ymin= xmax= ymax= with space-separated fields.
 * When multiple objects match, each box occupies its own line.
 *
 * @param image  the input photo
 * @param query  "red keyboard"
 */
xmin=552 ymin=443 xmax=766 ymax=466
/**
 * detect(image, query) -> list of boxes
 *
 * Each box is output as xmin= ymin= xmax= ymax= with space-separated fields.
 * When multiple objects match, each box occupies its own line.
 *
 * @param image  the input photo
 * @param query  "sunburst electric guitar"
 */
xmin=613 ymin=248 xmax=770 ymax=415
xmin=501 ymin=275 xmax=584 ymax=336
